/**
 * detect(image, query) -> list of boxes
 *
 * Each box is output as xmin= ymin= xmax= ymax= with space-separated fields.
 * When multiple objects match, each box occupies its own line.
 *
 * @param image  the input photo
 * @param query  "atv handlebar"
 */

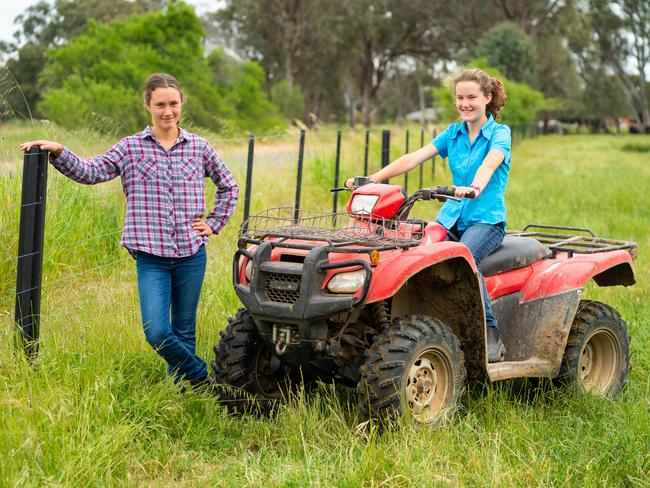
xmin=331 ymin=178 xmax=477 ymax=200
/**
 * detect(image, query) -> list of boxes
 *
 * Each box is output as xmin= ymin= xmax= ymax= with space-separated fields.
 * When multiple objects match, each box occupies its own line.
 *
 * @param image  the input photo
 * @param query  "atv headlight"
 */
xmin=350 ymin=194 xmax=379 ymax=215
xmin=327 ymin=269 xmax=366 ymax=293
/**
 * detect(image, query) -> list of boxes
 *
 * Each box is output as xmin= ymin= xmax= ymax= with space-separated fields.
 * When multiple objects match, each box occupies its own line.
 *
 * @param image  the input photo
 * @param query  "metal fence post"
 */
xmin=404 ymin=129 xmax=409 ymax=193
xmin=381 ymin=129 xmax=390 ymax=183
xmin=333 ymin=129 xmax=342 ymax=214
xmin=432 ymin=128 xmax=437 ymax=180
xmin=294 ymin=129 xmax=306 ymax=222
xmin=242 ymin=135 xmax=255 ymax=233
xmin=15 ymin=147 xmax=49 ymax=360
xmin=363 ymin=129 xmax=369 ymax=176
xmin=419 ymin=128 xmax=424 ymax=188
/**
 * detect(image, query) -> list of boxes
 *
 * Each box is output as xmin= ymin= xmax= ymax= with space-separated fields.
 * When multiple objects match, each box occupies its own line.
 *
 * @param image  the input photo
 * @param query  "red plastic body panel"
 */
xmin=238 ymin=209 xmax=634 ymax=306
xmin=485 ymin=266 xmax=534 ymax=300
xmin=513 ymin=250 xmax=635 ymax=301
xmin=345 ymin=183 xmax=405 ymax=219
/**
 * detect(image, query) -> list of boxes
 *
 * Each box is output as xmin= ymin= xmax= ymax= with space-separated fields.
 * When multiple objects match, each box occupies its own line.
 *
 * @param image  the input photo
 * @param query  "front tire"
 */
xmin=357 ymin=315 xmax=466 ymax=425
xmin=558 ymin=300 xmax=631 ymax=397
xmin=213 ymin=309 xmax=290 ymax=412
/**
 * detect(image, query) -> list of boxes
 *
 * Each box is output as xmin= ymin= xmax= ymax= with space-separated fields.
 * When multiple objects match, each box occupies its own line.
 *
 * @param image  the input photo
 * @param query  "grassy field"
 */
xmin=0 ymin=122 xmax=649 ymax=486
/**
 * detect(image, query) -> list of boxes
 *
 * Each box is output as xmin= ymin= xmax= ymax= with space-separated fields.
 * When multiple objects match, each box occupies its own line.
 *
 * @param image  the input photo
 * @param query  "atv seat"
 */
xmin=481 ymin=236 xmax=550 ymax=276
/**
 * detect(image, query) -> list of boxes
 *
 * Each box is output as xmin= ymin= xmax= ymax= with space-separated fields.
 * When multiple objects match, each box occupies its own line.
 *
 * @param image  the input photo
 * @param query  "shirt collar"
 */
xmin=140 ymin=126 xmax=189 ymax=144
xmin=451 ymin=113 xmax=496 ymax=140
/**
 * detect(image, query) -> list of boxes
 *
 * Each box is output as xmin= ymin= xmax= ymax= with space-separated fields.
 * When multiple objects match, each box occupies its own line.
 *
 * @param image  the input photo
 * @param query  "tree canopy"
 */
xmin=2 ymin=0 xmax=648 ymax=131
xmin=35 ymin=3 xmax=283 ymax=135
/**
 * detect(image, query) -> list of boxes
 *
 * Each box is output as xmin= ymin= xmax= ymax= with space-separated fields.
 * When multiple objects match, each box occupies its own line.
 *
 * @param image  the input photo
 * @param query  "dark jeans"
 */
xmin=136 ymin=246 xmax=208 ymax=382
xmin=448 ymin=223 xmax=506 ymax=328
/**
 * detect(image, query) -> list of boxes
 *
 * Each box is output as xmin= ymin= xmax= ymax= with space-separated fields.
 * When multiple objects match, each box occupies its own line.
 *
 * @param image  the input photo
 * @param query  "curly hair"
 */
xmin=142 ymin=73 xmax=186 ymax=107
xmin=454 ymin=69 xmax=507 ymax=120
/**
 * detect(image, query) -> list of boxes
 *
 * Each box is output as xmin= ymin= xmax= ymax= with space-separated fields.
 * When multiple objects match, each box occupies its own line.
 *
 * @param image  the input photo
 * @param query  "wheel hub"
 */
xmin=405 ymin=349 xmax=451 ymax=423
xmin=579 ymin=329 xmax=619 ymax=395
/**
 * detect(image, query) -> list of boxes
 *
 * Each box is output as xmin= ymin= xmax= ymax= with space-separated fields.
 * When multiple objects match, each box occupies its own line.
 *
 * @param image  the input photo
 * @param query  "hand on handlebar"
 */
xmin=453 ymin=186 xmax=478 ymax=199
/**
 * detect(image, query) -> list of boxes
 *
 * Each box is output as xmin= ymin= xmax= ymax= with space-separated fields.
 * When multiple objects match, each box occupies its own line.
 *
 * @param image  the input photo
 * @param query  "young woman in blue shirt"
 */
xmin=346 ymin=68 xmax=510 ymax=362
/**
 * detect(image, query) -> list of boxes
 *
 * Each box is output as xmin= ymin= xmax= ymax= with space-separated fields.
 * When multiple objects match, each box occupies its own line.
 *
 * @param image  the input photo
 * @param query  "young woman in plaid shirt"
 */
xmin=21 ymin=73 xmax=239 ymax=387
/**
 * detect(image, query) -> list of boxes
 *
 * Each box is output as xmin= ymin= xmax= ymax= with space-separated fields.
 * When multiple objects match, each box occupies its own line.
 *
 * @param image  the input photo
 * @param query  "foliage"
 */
xmin=0 ymin=0 xmax=163 ymax=118
xmin=37 ymin=3 xmax=284 ymax=135
xmin=571 ymin=0 xmax=650 ymax=127
xmin=476 ymin=22 xmax=537 ymax=85
xmin=433 ymin=60 xmax=548 ymax=126
xmin=271 ymin=80 xmax=306 ymax=121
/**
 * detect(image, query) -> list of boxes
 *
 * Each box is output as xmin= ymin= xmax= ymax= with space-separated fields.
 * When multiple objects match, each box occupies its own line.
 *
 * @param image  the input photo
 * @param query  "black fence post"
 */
xmin=294 ymin=129 xmax=306 ymax=222
xmin=419 ymin=128 xmax=424 ymax=188
xmin=432 ymin=128 xmax=437 ymax=180
xmin=404 ymin=129 xmax=409 ymax=193
xmin=381 ymin=129 xmax=390 ymax=183
xmin=333 ymin=129 xmax=342 ymax=215
xmin=15 ymin=147 xmax=49 ymax=360
xmin=242 ymin=135 xmax=255 ymax=233
xmin=363 ymin=129 xmax=369 ymax=176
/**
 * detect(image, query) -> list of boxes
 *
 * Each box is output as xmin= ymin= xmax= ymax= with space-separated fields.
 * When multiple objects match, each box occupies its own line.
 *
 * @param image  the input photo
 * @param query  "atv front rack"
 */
xmin=240 ymin=207 xmax=423 ymax=252
xmin=508 ymin=224 xmax=637 ymax=258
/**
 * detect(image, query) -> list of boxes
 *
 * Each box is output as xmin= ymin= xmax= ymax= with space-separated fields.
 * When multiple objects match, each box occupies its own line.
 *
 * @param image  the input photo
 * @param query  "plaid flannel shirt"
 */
xmin=51 ymin=126 xmax=239 ymax=258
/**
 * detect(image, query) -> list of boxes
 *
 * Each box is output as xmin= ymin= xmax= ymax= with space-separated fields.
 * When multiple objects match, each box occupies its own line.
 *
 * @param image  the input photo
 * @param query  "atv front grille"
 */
xmin=263 ymin=271 xmax=301 ymax=304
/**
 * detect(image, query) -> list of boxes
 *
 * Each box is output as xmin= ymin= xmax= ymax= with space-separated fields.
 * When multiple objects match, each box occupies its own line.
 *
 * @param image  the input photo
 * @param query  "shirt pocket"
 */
xmin=133 ymin=157 xmax=158 ymax=181
xmin=180 ymin=158 xmax=204 ymax=180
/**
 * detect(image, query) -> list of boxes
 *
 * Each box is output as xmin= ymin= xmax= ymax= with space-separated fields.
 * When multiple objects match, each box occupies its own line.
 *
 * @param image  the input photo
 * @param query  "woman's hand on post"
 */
xmin=19 ymin=140 xmax=64 ymax=156
xmin=192 ymin=218 xmax=214 ymax=237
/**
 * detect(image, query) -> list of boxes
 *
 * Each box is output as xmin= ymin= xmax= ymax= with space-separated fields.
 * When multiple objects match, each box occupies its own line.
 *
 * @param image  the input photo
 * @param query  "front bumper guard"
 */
xmin=232 ymin=241 xmax=372 ymax=323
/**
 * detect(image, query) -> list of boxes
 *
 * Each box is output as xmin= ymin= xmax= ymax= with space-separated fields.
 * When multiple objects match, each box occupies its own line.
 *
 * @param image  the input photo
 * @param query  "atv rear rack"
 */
xmin=239 ymin=207 xmax=423 ymax=253
xmin=508 ymin=224 xmax=637 ymax=258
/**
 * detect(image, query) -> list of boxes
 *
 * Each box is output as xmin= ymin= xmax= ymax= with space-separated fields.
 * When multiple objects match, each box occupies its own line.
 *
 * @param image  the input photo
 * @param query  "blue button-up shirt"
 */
xmin=432 ymin=114 xmax=511 ymax=231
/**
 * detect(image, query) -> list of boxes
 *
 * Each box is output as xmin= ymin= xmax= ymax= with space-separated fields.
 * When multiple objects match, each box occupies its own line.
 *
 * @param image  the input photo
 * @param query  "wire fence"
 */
xmin=2 ymin=123 xmax=540 ymax=357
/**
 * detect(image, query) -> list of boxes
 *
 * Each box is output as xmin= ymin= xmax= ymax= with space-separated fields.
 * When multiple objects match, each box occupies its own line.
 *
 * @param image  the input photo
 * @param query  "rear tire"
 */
xmin=357 ymin=314 xmax=466 ymax=425
xmin=558 ymin=300 xmax=631 ymax=397
xmin=213 ymin=309 xmax=290 ymax=413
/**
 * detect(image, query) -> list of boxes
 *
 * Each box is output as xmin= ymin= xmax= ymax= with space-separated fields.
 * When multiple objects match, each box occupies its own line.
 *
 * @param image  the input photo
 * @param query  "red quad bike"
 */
xmin=214 ymin=177 xmax=637 ymax=424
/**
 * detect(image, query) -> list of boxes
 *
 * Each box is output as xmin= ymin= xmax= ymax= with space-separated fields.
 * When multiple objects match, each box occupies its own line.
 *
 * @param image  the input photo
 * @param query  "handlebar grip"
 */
xmin=431 ymin=186 xmax=477 ymax=199
xmin=330 ymin=187 xmax=349 ymax=192
xmin=431 ymin=186 xmax=456 ymax=196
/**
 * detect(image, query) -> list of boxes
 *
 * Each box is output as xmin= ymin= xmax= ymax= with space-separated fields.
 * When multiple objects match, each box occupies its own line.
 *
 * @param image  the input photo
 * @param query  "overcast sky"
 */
xmin=1 ymin=0 xmax=214 ymax=45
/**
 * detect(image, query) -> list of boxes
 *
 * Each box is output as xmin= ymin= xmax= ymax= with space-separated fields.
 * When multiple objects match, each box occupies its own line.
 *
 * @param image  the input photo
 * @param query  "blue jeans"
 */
xmin=448 ymin=223 xmax=505 ymax=328
xmin=136 ymin=246 xmax=208 ymax=382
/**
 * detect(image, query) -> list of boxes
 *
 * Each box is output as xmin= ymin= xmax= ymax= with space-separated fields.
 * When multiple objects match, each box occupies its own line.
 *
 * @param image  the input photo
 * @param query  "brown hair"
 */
xmin=454 ymin=68 xmax=507 ymax=120
xmin=143 ymin=73 xmax=186 ymax=107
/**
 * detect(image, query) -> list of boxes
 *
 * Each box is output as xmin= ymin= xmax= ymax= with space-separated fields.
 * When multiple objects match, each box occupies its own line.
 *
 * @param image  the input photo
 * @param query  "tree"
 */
xmin=1 ymin=0 xmax=163 ymax=119
xmin=491 ymin=0 xmax=571 ymax=38
xmin=476 ymin=22 xmax=537 ymax=85
xmin=38 ymin=3 xmax=283 ymax=135
xmin=587 ymin=0 xmax=650 ymax=129
xmin=210 ymin=0 xmax=347 ymax=123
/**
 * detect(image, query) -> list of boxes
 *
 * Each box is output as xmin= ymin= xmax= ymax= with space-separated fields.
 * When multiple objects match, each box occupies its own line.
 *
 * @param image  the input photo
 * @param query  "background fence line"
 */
xmin=6 ymin=123 xmax=539 ymax=358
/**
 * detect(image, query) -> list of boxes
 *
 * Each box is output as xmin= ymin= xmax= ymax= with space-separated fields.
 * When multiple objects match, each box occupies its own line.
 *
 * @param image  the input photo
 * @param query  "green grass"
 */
xmin=1 ymin=122 xmax=649 ymax=486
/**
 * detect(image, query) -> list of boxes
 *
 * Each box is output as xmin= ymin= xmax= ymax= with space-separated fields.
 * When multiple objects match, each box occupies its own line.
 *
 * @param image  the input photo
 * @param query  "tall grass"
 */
xmin=0 ymin=122 xmax=649 ymax=486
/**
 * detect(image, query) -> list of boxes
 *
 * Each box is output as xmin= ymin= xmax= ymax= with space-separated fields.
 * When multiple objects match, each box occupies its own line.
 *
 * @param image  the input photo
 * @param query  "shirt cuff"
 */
xmin=205 ymin=217 xmax=222 ymax=235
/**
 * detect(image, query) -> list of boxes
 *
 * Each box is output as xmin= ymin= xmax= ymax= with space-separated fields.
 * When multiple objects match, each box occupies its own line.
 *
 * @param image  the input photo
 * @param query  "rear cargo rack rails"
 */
xmin=508 ymin=224 xmax=637 ymax=258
